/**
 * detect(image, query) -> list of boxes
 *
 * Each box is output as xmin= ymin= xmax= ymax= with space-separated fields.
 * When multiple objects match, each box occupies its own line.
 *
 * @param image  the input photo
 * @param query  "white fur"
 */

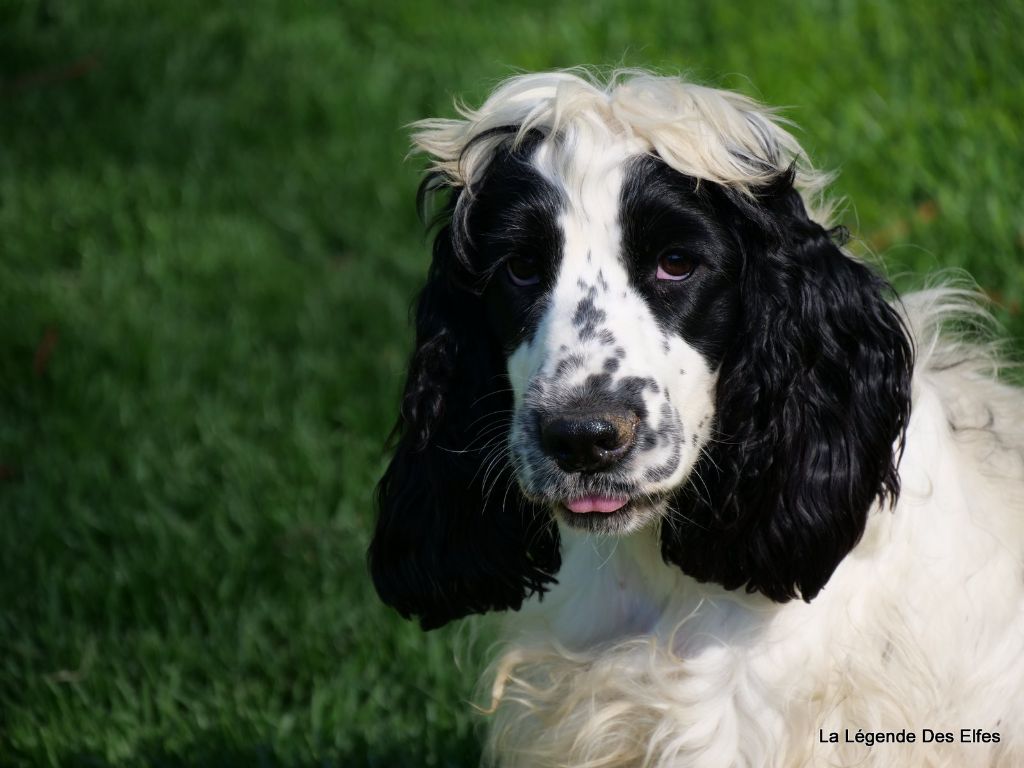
xmin=412 ymin=68 xmax=834 ymax=223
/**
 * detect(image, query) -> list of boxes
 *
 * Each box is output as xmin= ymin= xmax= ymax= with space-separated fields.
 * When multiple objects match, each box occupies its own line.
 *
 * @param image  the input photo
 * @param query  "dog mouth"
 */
xmin=551 ymin=491 xmax=669 ymax=534
xmin=563 ymin=495 xmax=630 ymax=514
xmin=512 ymin=453 xmax=678 ymax=533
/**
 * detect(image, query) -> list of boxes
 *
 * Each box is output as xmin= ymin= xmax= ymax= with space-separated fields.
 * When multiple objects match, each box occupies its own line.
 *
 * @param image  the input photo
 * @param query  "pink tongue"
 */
xmin=565 ymin=496 xmax=628 ymax=514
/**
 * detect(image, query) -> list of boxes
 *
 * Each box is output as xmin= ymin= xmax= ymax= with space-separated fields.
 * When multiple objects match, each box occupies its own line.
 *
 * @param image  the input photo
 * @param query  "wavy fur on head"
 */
xmin=370 ymin=69 xmax=1024 ymax=767
xmin=414 ymin=69 xmax=832 ymax=214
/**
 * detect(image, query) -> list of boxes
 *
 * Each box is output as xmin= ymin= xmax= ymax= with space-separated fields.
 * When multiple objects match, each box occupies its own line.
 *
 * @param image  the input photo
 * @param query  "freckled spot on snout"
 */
xmin=573 ymin=294 xmax=607 ymax=341
xmin=572 ymin=297 xmax=595 ymax=327
xmin=554 ymin=353 xmax=587 ymax=377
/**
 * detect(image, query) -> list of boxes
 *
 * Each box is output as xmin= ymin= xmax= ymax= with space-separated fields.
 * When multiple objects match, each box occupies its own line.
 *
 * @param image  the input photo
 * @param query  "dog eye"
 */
xmin=506 ymin=257 xmax=541 ymax=286
xmin=656 ymin=251 xmax=697 ymax=281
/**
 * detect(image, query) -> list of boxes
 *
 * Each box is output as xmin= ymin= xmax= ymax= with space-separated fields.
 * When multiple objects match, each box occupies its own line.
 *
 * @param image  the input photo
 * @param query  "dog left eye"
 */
xmin=506 ymin=257 xmax=541 ymax=286
xmin=656 ymin=251 xmax=697 ymax=281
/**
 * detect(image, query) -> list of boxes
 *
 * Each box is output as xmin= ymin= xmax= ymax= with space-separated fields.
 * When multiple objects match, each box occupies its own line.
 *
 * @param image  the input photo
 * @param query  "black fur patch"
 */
xmin=656 ymin=165 xmax=914 ymax=603
xmin=619 ymin=156 xmax=742 ymax=366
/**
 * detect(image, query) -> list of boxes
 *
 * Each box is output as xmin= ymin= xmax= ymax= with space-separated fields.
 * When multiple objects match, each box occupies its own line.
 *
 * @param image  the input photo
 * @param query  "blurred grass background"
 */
xmin=1 ymin=1 xmax=1022 ymax=765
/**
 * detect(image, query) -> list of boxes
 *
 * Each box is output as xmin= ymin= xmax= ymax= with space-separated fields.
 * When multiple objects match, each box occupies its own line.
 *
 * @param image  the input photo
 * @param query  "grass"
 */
xmin=1 ymin=1 xmax=1022 ymax=765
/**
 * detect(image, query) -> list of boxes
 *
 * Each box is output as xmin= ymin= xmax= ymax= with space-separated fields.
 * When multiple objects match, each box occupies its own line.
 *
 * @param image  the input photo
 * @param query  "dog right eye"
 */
xmin=656 ymin=250 xmax=697 ymax=281
xmin=506 ymin=257 xmax=541 ymax=286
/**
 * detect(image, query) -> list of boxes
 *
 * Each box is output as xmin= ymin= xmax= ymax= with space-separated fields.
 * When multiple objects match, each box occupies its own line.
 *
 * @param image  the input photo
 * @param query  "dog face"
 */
xmin=471 ymin=133 xmax=740 ymax=535
xmin=370 ymin=72 xmax=913 ymax=629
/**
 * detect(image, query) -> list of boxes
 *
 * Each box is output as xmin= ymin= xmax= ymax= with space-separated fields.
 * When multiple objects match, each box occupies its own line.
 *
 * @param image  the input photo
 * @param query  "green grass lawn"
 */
xmin=1 ymin=1 xmax=1022 ymax=765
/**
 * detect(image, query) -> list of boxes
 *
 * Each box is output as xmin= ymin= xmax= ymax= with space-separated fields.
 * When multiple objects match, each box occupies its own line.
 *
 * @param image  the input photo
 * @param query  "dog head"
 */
xmin=369 ymin=71 xmax=913 ymax=629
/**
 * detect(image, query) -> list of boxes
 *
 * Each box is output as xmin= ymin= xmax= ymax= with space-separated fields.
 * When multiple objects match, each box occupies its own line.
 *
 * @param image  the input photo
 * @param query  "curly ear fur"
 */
xmin=369 ymin=187 xmax=560 ymax=630
xmin=663 ymin=171 xmax=914 ymax=602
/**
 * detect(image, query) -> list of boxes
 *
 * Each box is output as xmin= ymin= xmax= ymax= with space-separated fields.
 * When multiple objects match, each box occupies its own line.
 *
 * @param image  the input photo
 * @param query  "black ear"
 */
xmin=663 ymin=172 xmax=914 ymax=601
xmin=368 ymin=189 xmax=560 ymax=630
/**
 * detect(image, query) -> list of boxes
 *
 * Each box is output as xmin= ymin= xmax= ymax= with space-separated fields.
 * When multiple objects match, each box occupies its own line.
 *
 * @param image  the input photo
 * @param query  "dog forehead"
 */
xmin=527 ymin=130 xmax=640 ymax=289
xmin=530 ymin=130 xmax=637 ymax=230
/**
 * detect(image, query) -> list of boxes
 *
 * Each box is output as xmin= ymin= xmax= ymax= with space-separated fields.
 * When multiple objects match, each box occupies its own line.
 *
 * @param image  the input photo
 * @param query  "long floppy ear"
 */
xmin=368 ymin=185 xmax=560 ymax=630
xmin=663 ymin=171 xmax=914 ymax=602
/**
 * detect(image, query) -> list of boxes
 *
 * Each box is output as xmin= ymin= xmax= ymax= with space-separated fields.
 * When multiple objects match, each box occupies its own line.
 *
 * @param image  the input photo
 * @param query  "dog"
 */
xmin=368 ymin=70 xmax=1024 ymax=767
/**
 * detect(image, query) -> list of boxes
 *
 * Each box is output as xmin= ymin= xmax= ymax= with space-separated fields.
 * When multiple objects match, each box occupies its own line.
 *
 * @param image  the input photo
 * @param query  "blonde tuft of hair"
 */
xmin=411 ymin=68 xmax=836 ymax=225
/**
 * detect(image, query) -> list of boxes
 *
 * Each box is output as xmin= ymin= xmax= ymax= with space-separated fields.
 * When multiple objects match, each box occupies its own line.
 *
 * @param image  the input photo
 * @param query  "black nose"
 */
xmin=540 ymin=411 xmax=638 ymax=473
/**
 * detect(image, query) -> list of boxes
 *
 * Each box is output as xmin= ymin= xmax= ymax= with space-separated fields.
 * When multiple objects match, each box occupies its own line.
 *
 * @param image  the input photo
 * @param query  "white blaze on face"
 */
xmin=507 ymin=126 xmax=718 ymax=507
